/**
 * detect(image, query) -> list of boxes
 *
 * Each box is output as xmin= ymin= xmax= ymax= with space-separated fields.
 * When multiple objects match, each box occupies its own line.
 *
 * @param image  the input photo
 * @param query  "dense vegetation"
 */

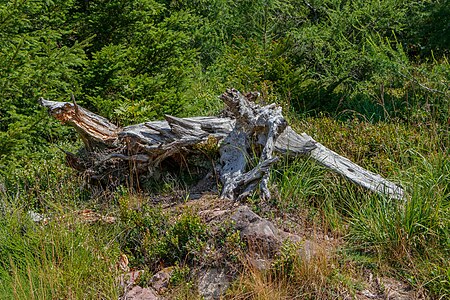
xmin=0 ymin=0 xmax=448 ymax=299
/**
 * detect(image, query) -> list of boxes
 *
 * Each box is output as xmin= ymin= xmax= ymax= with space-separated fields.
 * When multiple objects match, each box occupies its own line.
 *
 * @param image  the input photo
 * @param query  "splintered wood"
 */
xmin=39 ymin=89 xmax=404 ymax=200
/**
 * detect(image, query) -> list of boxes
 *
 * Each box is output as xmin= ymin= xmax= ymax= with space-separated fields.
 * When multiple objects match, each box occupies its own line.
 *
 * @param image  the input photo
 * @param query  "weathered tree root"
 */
xmin=39 ymin=89 xmax=404 ymax=200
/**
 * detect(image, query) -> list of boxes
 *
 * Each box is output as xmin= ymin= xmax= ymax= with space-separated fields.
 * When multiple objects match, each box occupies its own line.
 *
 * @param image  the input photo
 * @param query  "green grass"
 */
xmin=270 ymin=117 xmax=450 ymax=298
xmin=1 ymin=115 xmax=449 ymax=299
xmin=345 ymin=153 xmax=450 ymax=297
xmin=0 ymin=146 xmax=122 ymax=299
xmin=0 ymin=209 xmax=121 ymax=299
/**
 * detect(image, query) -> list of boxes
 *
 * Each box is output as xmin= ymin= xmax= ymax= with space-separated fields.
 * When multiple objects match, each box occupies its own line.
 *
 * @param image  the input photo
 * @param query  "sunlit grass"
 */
xmin=0 ymin=115 xmax=448 ymax=298
xmin=0 ymin=209 xmax=121 ymax=300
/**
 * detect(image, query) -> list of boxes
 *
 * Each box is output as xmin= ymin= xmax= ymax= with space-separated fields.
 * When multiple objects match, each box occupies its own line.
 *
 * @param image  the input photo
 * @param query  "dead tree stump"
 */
xmin=39 ymin=89 xmax=404 ymax=200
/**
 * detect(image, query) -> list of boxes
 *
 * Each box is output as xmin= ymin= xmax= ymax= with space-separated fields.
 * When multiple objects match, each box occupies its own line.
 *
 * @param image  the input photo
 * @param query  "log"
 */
xmin=307 ymin=139 xmax=404 ymax=199
xmin=38 ymin=97 xmax=119 ymax=150
xmin=38 ymin=89 xmax=404 ymax=200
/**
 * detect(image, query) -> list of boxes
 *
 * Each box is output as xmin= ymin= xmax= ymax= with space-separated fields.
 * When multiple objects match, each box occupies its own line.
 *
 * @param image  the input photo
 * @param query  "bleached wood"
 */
xmin=219 ymin=128 xmax=248 ymax=200
xmin=275 ymin=126 xmax=317 ymax=155
xmin=39 ymin=90 xmax=404 ymax=200
xmin=306 ymin=136 xmax=404 ymax=199
xmin=218 ymin=89 xmax=287 ymax=200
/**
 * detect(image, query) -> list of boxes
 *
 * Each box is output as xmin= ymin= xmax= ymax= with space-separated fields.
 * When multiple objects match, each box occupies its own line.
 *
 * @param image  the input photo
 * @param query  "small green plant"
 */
xmin=119 ymin=201 xmax=208 ymax=271
xmin=161 ymin=212 xmax=208 ymax=264
xmin=214 ymin=221 xmax=247 ymax=265
xmin=271 ymin=240 xmax=301 ymax=279
xmin=170 ymin=264 xmax=191 ymax=287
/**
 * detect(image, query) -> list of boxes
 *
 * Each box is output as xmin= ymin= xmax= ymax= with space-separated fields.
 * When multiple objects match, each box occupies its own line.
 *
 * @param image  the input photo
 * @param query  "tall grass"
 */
xmin=271 ymin=116 xmax=449 ymax=297
xmin=0 ymin=147 xmax=122 ymax=300
xmin=347 ymin=153 xmax=450 ymax=297
xmin=0 ymin=209 xmax=121 ymax=300
xmin=271 ymin=158 xmax=327 ymax=212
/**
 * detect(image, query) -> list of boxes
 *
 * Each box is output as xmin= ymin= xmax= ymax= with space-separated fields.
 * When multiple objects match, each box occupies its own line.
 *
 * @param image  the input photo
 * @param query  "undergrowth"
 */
xmin=1 ymin=115 xmax=449 ymax=299
xmin=1 ymin=114 xmax=449 ymax=298
xmin=1 ymin=0 xmax=449 ymax=297
xmin=0 ymin=208 xmax=120 ymax=299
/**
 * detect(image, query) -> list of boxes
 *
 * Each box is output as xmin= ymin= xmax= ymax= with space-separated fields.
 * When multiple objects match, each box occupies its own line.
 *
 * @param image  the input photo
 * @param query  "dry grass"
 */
xmin=225 ymin=241 xmax=349 ymax=300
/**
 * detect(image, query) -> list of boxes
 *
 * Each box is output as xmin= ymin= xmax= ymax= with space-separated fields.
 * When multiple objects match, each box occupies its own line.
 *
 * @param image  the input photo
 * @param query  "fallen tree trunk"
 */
xmin=39 ymin=89 xmax=404 ymax=200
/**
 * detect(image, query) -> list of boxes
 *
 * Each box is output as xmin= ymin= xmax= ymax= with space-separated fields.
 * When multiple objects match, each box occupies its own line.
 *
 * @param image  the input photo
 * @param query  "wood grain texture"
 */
xmin=39 ymin=90 xmax=404 ymax=200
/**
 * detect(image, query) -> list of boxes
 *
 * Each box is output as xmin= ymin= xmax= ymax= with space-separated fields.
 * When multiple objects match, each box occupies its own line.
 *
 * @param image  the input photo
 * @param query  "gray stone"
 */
xmin=229 ymin=206 xmax=320 ymax=263
xmin=28 ymin=211 xmax=45 ymax=222
xmin=123 ymin=286 xmax=159 ymax=300
xmin=247 ymin=257 xmax=272 ymax=271
xmin=149 ymin=267 xmax=173 ymax=294
xmin=198 ymin=268 xmax=229 ymax=300
xmin=230 ymin=206 xmax=281 ymax=257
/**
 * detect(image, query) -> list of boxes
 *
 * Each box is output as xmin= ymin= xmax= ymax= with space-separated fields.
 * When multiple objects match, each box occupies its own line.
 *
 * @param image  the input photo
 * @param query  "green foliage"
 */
xmin=213 ymin=220 xmax=246 ymax=264
xmin=1 ymin=0 xmax=449 ymax=297
xmin=0 ymin=0 xmax=86 ymax=165
xmin=158 ymin=212 xmax=207 ymax=263
xmin=334 ymin=152 xmax=450 ymax=298
xmin=119 ymin=199 xmax=207 ymax=270
xmin=281 ymin=0 xmax=449 ymax=121
xmin=271 ymin=240 xmax=302 ymax=279
xmin=80 ymin=3 xmax=202 ymax=124
xmin=404 ymin=0 xmax=450 ymax=58
xmin=169 ymin=264 xmax=191 ymax=286
xmin=0 ymin=209 xmax=120 ymax=299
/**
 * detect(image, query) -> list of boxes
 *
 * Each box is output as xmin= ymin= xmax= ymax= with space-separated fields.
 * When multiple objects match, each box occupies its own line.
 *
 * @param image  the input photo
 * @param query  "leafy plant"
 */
xmin=119 ymin=200 xmax=207 ymax=270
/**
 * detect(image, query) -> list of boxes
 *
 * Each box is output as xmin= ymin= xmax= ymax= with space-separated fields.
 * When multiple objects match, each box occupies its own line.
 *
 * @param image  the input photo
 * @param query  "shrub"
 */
xmin=119 ymin=199 xmax=207 ymax=270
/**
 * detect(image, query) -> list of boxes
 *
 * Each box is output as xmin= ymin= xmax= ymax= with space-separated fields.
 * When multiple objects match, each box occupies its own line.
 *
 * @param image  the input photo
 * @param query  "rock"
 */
xmin=28 ymin=211 xmax=45 ymax=222
xmin=246 ymin=257 xmax=272 ymax=271
xmin=359 ymin=272 xmax=423 ymax=300
xmin=198 ymin=268 xmax=229 ymax=300
xmin=230 ymin=206 xmax=281 ymax=257
xmin=361 ymin=289 xmax=378 ymax=299
xmin=118 ymin=270 xmax=144 ymax=290
xmin=229 ymin=206 xmax=320 ymax=262
xmin=149 ymin=267 xmax=174 ymax=294
xmin=380 ymin=277 xmax=419 ymax=300
xmin=123 ymin=286 xmax=159 ymax=300
xmin=28 ymin=211 xmax=49 ymax=224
